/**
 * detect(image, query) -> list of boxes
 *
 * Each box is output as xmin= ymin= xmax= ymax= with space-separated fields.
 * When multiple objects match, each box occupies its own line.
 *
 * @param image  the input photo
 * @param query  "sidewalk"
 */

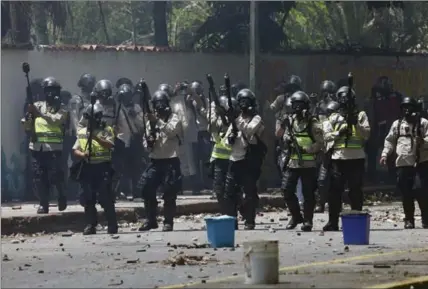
xmin=1 ymin=184 xmax=396 ymax=236
xmin=1 ymin=195 xmax=285 ymax=235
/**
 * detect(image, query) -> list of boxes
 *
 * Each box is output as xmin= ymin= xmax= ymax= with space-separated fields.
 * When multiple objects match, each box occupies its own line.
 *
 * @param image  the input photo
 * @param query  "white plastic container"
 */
xmin=243 ymin=240 xmax=279 ymax=285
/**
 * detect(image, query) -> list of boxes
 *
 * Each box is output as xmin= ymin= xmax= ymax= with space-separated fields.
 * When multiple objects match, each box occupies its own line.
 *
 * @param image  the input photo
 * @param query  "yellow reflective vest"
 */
xmin=77 ymin=127 xmax=113 ymax=162
xmin=290 ymin=130 xmax=316 ymax=161
xmin=333 ymin=123 xmax=364 ymax=149
xmin=211 ymin=133 xmax=232 ymax=160
xmin=34 ymin=117 xmax=63 ymax=144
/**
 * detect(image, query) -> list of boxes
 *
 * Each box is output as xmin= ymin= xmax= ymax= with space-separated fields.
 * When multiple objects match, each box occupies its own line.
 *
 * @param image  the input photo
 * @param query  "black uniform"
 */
xmin=381 ymin=97 xmax=428 ymax=229
xmin=315 ymin=100 xmax=340 ymax=213
xmin=72 ymin=102 xmax=118 ymax=235
xmin=322 ymin=86 xmax=371 ymax=231
xmin=279 ymin=91 xmax=323 ymax=231
xmin=223 ymin=89 xmax=266 ymax=230
xmin=114 ymin=83 xmax=146 ymax=199
xmin=22 ymin=77 xmax=68 ymax=214
xmin=137 ymin=90 xmax=183 ymax=232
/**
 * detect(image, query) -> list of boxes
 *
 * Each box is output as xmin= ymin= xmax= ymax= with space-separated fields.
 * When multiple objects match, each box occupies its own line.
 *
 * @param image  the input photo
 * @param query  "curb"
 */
xmin=1 ymin=196 xmax=285 ymax=236
xmin=365 ymin=275 xmax=428 ymax=289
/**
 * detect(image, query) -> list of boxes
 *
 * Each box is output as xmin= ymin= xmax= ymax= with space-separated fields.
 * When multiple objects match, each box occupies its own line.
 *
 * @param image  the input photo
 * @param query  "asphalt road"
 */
xmin=2 ymin=206 xmax=427 ymax=288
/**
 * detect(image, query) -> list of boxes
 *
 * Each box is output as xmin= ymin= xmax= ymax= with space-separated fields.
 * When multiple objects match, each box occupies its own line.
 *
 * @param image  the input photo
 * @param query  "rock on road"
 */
xmin=2 ymin=206 xmax=427 ymax=288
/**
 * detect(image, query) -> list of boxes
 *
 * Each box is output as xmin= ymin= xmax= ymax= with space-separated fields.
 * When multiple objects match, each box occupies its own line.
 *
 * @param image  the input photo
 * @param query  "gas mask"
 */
xmin=292 ymin=101 xmax=308 ymax=118
xmin=45 ymin=87 xmax=61 ymax=106
xmin=238 ymin=97 xmax=253 ymax=114
xmin=401 ymin=104 xmax=416 ymax=119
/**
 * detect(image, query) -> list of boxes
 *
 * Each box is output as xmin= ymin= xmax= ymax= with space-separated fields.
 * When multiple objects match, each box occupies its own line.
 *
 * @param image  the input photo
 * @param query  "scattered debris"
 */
xmin=126 ymin=259 xmax=139 ymax=264
xmin=108 ymin=279 xmax=124 ymax=286
xmin=10 ymin=239 xmax=20 ymax=244
xmin=167 ymin=243 xmax=210 ymax=249
xmin=61 ymin=231 xmax=73 ymax=237
xmin=38 ymin=270 xmax=44 ymax=274
xmin=161 ymin=253 xmax=218 ymax=266
xmin=3 ymin=255 xmax=11 ymax=261
xmin=111 ymin=235 xmax=120 ymax=239
xmin=12 ymin=206 xmax=22 ymax=210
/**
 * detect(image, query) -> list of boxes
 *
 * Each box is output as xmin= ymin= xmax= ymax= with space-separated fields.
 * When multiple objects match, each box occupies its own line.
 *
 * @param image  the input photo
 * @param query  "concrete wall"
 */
xmin=2 ymin=49 xmax=428 ymax=199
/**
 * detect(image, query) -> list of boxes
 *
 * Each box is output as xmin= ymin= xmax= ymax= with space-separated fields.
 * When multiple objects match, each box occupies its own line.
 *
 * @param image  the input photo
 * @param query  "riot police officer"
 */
xmin=158 ymin=83 xmax=174 ymax=99
xmin=72 ymin=102 xmax=118 ymax=235
xmin=71 ymin=74 xmax=96 ymax=130
xmin=190 ymin=81 xmax=211 ymax=191
xmin=114 ymin=83 xmax=145 ymax=200
xmin=138 ymin=90 xmax=183 ymax=232
xmin=322 ymin=86 xmax=371 ymax=231
xmin=116 ymin=77 xmax=133 ymax=90
xmin=21 ymin=77 xmax=68 ymax=214
xmin=270 ymin=75 xmax=302 ymax=116
xmin=316 ymin=80 xmax=337 ymax=120
xmin=315 ymin=100 xmax=340 ymax=213
xmin=380 ymin=97 xmax=428 ymax=229
xmin=223 ymin=89 xmax=266 ymax=230
xmin=278 ymin=91 xmax=323 ymax=231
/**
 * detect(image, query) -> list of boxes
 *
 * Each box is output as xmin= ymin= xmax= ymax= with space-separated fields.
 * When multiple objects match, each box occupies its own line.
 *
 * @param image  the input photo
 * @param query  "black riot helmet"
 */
xmin=151 ymin=90 xmax=171 ymax=114
xmin=30 ymin=78 xmax=44 ymax=100
xmin=42 ymin=77 xmax=61 ymax=103
xmin=116 ymin=77 xmax=133 ymax=89
xmin=374 ymin=76 xmax=393 ymax=95
xmin=83 ymin=102 xmax=104 ymax=127
xmin=320 ymin=80 xmax=337 ymax=95
xmin=336 ymin=86 xmax=356 ymax=108
xmin=158 ymin=83 xmax=173 ymax=99
xmin=117 ymin=84 xmax=134 ymax=105
xmin=190 ymin=81 xmax=204 ymax=95
xmin=285 ymin=75 xmax=302 ymax=94
xmin=94 ymin=79 xmax=113 ymax=100
xmin=236 ymin=88 xmax=256 ymax=113
xmin=326 ymin=101 xmax=340 ymax=116
xmin=400 ymin=96 xmax=418 ymax=118
xmin=78 ymin=73 xmax=96 ymax=93
xmin=60 ymin=90 xmax=72 ymax=106
xmin=219 ymin=95 xmax=238 ymax=112
xmin=290 ymin=91 xmax=310 ymax=114
xmin=231 ymin=82 xmax=247 ymax=97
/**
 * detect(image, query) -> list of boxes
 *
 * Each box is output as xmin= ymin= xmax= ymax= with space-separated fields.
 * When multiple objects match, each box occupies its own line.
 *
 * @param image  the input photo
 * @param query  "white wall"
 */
xmin=2 ymin=49 xmax=428 ymax=198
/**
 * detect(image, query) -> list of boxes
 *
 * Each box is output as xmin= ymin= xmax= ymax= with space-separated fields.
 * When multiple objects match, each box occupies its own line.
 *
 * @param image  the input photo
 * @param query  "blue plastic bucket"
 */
xmin=341 ymin=211 xmax=371 ymax=245
xmin=205 ymin=215 xmax=236 ymax=248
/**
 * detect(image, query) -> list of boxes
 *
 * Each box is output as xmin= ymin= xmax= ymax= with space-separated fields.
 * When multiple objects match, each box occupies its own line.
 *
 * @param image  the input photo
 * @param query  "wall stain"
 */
xmin=1 ymin=142 xmax=26 ymax=201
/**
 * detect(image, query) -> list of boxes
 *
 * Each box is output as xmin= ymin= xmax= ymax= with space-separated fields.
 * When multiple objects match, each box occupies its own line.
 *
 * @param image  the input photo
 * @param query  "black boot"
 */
xmin=83 ymin=225 xmax=96 ymax=235
xmin=301 ymin=201 xmax=315 ymax=232
xmin=58 ymin=195 xmax=67 ymax=212
xmin=105 ymin=204 xmax=118 ymax=234
xmin=314 ymin=204 xmax=325 ymax=213
xmin=323 ymin=221 xmax=339 ymax=231
xmin=163 ymin=198 xmax=176 ymax=232
xmin=243 ymin=201 xmax=256 ymax=230
xmin=285 ymin=199 xmax=304 ymax=230
xmin=37 ymin=205 xmax=49 ymax=214
xmin=286 ymin=216 xmax=304 ymax=230
xmin=139 ymin=199 xmax=158 ymax=231
xmin=83 ymin=204 xmax=98 ymax=234
xmin=404 ymin=219 xmax=415 ymax=229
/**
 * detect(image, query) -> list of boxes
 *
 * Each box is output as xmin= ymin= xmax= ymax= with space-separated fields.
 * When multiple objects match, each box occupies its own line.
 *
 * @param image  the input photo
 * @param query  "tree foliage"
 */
xmin=2 ymin=1 xmax=427 ymax=53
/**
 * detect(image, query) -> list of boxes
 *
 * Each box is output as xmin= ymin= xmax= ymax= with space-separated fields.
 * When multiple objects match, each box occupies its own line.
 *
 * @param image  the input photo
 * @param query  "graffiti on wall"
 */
xmin=1 ymin=142 xmax=26 ymax=200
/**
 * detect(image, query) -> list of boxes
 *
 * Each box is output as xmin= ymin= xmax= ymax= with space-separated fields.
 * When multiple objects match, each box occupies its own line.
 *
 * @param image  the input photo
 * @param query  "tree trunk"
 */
xmin=153 ymin=1 xmax=168 ymax=46
xmin=11 ymin=1 xmax=31 ymax=44
xmin=33 ymin=2 xmax=49 ymax=44
xmin=98 ymin=1 xmax=111 ymax=45
xmin=1 ymin=2 xmax=11 ymax=39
